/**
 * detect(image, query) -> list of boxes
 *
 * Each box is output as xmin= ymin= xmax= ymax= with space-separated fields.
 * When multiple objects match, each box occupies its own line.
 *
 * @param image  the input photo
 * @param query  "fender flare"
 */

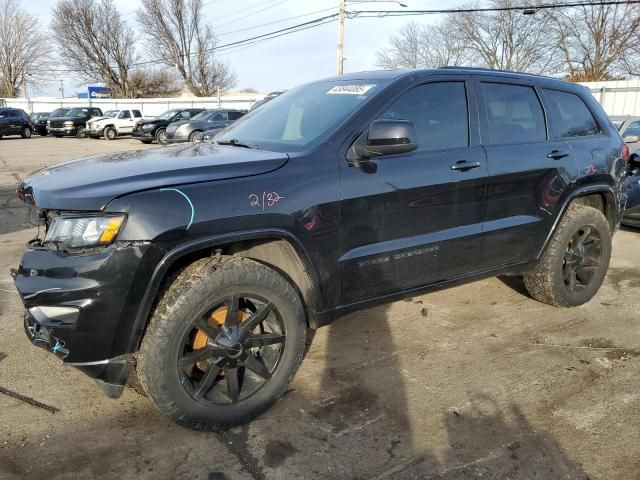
xmin=127 ymin=228 xmax=320 ymax=350
xmin=537 ymin=183 xmax=618 ymax=259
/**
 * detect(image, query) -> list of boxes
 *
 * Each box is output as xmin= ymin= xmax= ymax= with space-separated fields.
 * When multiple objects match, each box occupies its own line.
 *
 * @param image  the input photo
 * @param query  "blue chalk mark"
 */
xmin=160 ymin=188 xmax=195 ymax=230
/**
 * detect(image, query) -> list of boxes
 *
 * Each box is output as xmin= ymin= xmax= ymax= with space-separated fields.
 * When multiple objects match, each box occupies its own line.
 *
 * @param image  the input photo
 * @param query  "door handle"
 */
xmin=450 ymin=160 xmax=481 ymax=171
xmin=547 ymin=150 xmax=570 ymax=160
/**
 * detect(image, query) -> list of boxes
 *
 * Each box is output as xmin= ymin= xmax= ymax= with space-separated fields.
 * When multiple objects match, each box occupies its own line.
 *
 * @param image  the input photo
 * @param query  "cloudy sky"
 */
xmin=25 ymin=0 xmax=467 ymax=97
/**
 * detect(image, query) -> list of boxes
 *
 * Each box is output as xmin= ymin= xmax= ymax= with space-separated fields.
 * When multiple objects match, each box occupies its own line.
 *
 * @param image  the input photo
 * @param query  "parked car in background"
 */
xmin=169 ymin=109 xmax=246 ymax=143
xmin=622 ymin=154 xmax=640 ymax=227
xmin=611 ymin=115 xmax=640 ymax=153
xmin=249 ymin=91 xmax=283 ymax=111
xmin=33 ymin=108 xmax=68 ymax=136
xmin=47 ymin=107 xmax=103 ymax=138
xmin=0 ymin=108 xmax=33 ymax=139
xmin=87 ymin=109 xmax=144 ymax=140
xmin=132 ymin=108 xmax=204 ymax=145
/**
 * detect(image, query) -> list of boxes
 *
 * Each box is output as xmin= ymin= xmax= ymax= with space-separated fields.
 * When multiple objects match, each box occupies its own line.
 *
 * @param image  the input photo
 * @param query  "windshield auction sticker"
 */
xmin=327 ymin=85 xmax=375 ymax=95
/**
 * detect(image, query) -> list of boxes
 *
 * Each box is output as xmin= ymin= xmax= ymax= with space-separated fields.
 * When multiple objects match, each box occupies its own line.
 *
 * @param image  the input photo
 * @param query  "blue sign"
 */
xmin=88 ymin=86 xmax=112 ymax=99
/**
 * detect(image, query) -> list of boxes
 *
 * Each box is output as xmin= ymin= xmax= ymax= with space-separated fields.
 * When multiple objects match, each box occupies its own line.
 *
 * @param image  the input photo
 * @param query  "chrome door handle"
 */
xmin=451 ymin=161 xmax=481 ymax=171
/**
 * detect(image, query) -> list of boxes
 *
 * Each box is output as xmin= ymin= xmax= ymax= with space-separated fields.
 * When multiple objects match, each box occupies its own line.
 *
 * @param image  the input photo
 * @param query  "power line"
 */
xmin=31 ymin=0 xmax=640 ymax=74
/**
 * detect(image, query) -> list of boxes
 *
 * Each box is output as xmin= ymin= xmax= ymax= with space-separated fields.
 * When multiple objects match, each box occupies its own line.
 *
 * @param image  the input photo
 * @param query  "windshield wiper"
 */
xmin=217 ymin=139 xmax=253 ymax=149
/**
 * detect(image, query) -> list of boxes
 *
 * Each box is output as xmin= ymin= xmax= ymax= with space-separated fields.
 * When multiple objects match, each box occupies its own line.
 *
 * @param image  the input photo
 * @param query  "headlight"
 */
xmin=63 ymin=121 xmax=75 ymax=127
xmin=47 ymin=120 xmax=51 ymax=126
xmin=45 ymin=215 xmax=126 ymax=248
xmin=142 ymin=123 xmax=155 ymax=131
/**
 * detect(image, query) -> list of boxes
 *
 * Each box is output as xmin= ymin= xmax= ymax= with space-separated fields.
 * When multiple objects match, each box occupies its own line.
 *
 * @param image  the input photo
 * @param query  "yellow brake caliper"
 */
xmin=192 ymin=306 xmax=247 ymax=371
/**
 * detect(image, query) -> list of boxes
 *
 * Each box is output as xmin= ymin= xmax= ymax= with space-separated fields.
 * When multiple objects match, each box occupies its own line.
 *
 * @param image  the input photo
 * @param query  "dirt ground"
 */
xmin=0 ymin=136 xmax=639 ymax=480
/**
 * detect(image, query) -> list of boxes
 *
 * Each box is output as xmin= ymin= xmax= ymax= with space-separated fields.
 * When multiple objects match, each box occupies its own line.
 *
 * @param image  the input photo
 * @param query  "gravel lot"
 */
xmin=1 ymin=136 xmax=639 ymax=480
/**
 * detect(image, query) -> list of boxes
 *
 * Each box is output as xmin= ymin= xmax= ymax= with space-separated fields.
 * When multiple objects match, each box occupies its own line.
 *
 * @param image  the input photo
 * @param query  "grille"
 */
xmin=49 ymin=121 xmax=65 ymax=128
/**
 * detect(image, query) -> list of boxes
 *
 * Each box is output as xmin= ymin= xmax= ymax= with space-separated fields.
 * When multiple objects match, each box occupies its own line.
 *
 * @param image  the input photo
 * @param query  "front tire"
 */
xmin=523 ymin=204 xmax=612 ymax=307
xmin=76 ymin=126 xmax=87 ymax=138
xmin=104 ymin=127 xmax=117 ymax=140
xmin=155 ymin=128 xmax=167 ymax=145
xmin=137 ymin=257 xmax=306 ymax=431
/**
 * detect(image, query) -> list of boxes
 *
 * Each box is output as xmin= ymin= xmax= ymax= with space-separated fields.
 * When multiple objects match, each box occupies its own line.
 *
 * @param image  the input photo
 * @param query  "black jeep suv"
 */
xmin=132 ymin=108 xmax=205 ymax=145
xmin=13 ymin=68 xmax=630 ymax=431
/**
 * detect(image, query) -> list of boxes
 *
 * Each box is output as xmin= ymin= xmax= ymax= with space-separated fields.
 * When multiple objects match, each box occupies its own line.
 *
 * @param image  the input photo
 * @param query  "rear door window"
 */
xmin=542 ymin=89 xmax=600 ymax=139
xmin=481 ymin=83 xmax=546 ymax=145
xmin=228 ymin=111 xmax=244 ymax=120
xmin=213 ymin=112 xmax=229 ymax=122
xmin=380 ymin=82 xmax=469 ymax=152
xmin=623 ymin=121 xmax=640 ymax=138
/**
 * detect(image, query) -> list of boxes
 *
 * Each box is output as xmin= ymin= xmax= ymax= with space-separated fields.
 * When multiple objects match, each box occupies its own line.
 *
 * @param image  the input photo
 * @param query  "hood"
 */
xmin=88 ymin=116 xmax=112 ymax=123
xmin=19 ymin=143 xmax=289 ymax=211
xmin=137 ymin=118 xmax=166 ymax=126
xmin=169 ymin=120 xmax=210 ymax=130
xmin=49 ymin=115 xmax=87 ymax=122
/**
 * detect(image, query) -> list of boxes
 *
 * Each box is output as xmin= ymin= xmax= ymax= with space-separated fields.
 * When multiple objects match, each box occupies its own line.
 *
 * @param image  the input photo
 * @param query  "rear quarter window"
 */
xmin=542 ymin=89 xmax=600 ymax=139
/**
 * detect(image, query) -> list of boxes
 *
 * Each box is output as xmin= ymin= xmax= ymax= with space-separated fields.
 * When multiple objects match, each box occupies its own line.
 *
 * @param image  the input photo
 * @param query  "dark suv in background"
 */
xmin=0 ymin=108 xmax=33 ymax=139
xmin=47 ymin=107 xmax=103 ymax=138
xmin=33 ymin=108 xmax=69 ymax=136
xmin=13 ymin=68 xmax=630 ymax=431
xmin=132 ymin=108 xmax=204 ymax=145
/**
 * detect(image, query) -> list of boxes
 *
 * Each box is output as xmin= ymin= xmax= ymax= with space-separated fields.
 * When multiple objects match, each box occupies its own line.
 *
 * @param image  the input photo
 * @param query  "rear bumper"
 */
xmin=622 ymin=203 xmax=640 ymax=227
xmin=13 ymin=243 xmax=165 ymax=384
xmin=165 ymin=130 xmax=190 ymax=143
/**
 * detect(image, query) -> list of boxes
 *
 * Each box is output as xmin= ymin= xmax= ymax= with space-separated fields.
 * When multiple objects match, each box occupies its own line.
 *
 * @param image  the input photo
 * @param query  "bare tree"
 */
xmin=136 ymin=0 xmax=236 ymax=97
xmin=0 ymin=0 xmax=49 ymax=97
xmin=128 ymin=68 xmax=183 ymax=97
xmin=51 ymin=0 xmax=136 ymax=97
xmin=449 ymin=0 xmax=558 ymax=74
xmin=376 ymin=22 xmax=471 ymax=70
xmin=547 ymin=0 xmax=640 ymax=81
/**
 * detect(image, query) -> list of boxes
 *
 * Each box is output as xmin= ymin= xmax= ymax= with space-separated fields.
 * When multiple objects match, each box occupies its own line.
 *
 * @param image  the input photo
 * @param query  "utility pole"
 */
xmin=59 ymin=80 xmax=64 ymax=99
xmin=337 ymin=0 xmax=346 ymax=75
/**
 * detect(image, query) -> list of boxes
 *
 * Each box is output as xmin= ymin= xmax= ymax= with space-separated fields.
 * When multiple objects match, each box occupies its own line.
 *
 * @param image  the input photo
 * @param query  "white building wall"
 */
xmin=3 ymin=94 xmax=265 ymax=116
xmin=580 ymin=79 xmax=640 ymax=116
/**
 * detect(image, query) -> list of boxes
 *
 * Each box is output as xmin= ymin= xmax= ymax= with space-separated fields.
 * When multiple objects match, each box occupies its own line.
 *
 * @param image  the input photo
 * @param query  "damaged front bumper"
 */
xmin=13 ymin=242 xmax=165 ymax=397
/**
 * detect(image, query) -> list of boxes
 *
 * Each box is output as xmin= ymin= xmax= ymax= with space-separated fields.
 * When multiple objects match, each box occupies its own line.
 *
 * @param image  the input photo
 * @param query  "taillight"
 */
xmin=622 ymin=143 xmax=630 ymax=162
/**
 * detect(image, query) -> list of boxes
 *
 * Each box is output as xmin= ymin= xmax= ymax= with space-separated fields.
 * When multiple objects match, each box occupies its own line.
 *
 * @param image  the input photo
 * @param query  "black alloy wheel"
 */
xmin=562 ymin=225 xmax=602 ymax=292
xmin=178 ymin=295 xmax=285 ymax=405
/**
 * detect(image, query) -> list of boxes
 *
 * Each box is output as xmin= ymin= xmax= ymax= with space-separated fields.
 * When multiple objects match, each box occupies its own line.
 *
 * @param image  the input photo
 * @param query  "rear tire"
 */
xmin=21 ymin=126 xmax=32 ymax=138
xmin=523 ymin=204 xmax=611 ymax=307
xmin=137 ymin=257 xmax=306 ymax=431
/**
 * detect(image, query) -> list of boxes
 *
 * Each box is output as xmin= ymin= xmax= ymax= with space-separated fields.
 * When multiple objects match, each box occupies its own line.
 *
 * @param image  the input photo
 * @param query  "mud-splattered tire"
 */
xmin=137 ymin=256 xmax=306 ymax=431
xmin=523 ymin=204 xmax=612 ymax=307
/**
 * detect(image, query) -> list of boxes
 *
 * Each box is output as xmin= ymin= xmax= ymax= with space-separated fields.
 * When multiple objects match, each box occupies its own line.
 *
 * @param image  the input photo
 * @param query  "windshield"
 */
xmin=191 ymin=110 xmax=216 ymax=121
xmin=157 ymin=109 xmax=180 ymax=120
xmin=216 ymin=80 xmax=389 ymax=152
xmin=103 ymin=110 xmax=118 ymax=118
xmin=66 ymin=108 xmax=90 ymax=117
xmin=50 ymin=108 xmax=69 ymax=117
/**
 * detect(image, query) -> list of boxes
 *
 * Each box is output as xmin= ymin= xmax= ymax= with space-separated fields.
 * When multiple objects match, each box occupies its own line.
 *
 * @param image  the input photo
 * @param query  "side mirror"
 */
xmin=624 ymin=135 xmax=639 ymax=143
xmin=352 ymin=119 xmax=418 ymax=159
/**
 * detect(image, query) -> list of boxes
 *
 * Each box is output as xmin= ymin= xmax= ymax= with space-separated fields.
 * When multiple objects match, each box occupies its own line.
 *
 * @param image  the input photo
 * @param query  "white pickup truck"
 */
xmin=86 ymin=109 xmax=144 ymax=140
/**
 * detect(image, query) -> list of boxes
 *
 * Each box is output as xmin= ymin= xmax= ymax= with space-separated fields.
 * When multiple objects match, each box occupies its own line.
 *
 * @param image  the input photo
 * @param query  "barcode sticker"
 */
xmin=326 ymin=85 xmax=375 ymax=95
